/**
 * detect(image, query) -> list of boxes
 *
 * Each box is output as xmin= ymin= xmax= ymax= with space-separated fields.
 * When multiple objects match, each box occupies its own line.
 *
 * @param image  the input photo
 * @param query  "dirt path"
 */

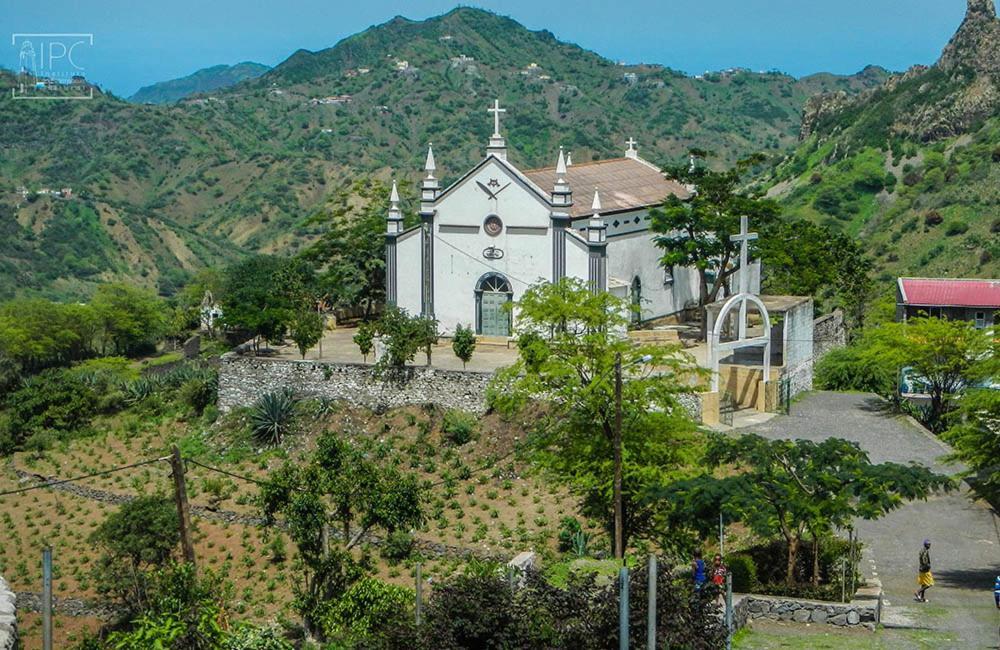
xmin=738 ymin=391 xmax=1000 ymax=649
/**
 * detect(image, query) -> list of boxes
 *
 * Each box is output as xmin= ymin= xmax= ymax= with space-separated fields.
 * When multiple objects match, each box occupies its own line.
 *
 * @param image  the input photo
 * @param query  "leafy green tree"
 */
xmin=370 ymin=307 xmax=438 ymax=370
xmin=353 ymin=322 xmax=375 ymax=362
xmin=660 ymin=433 xmax=952 ymax=587
xmin=0 ymin=299 xmax=98 ymax=371
xmin=867 ymin=317 xmax=996 ymax=431
xmin=489 ymin=278 xmax=702 ymax=550
xmin=1 ymin=368 xmax=101 ymax=453
xmin=91 ymin=283 xmax=166 ymax=356
xmin=452 ymin=324 xmax=476 ymax=369
xmin=944 ymin=389 xmax=1000 ymax=505
xmin=89 ymin=495 xmax=180 ymax=611
xmin=650 ymin=154 xmax=779 ymax=307
xmin=289 ymin=309 xmax=324 ymax=359
xmin=258 ymin=431 xmax=423 ymax=639
xmin=220 ymin=256 xmax=317 ymax=352
xmin=300 ymin=179 xmax=408 ymax=317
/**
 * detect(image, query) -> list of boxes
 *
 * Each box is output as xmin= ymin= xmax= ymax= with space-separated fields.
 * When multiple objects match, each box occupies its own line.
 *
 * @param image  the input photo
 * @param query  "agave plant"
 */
xmin=571 ymin=530 xmax=590 ymax=558
xmin=122 ymin=378 xmax=155 ymax=405
xmin=251 ymin=388 xmax=299 ymax=446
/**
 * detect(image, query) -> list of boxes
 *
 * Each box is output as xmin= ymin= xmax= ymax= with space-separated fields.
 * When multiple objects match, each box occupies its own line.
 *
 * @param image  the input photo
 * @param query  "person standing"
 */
xmin=914 ymin=539 xmax=933 ymax=602
xmin=692 ymin=549 xmax=707 ymax=591
xmin=710 ymin=554 xmax=728 ymax=605
xmin=993 ymin=575 xmax=1000 ymax=609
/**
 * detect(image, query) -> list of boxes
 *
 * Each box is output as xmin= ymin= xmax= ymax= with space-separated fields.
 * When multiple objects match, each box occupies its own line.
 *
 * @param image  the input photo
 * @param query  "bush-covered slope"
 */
xmin=129 ymin=62 xmax=271 ymax=104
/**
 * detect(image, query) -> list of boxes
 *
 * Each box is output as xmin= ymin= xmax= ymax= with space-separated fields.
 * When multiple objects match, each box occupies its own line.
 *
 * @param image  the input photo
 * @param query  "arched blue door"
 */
xmin=475 ymin=273 xmax=512 ymax=336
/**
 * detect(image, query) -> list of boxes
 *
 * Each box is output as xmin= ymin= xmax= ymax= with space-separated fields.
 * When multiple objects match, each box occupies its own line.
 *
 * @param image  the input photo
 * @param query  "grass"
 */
xmin=733 ymin=621 xmax=960 ymax=650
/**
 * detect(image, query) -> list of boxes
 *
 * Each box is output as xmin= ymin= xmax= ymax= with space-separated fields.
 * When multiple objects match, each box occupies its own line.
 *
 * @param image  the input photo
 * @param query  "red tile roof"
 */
xmin=523 ymin=157 xmax=689 ymax=218
xmin=898 ymin=277 xmax=1000 ymax=308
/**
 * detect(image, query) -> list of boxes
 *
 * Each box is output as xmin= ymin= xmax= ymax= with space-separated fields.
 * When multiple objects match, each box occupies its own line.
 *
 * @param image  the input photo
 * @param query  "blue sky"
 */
xmin=4 ymin=0 xmax=980 ymax=97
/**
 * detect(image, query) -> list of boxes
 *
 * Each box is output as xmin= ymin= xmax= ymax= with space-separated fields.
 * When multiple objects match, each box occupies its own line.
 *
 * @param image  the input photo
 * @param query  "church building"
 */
xmin=385 ymin=100 xmax=701 ymax=336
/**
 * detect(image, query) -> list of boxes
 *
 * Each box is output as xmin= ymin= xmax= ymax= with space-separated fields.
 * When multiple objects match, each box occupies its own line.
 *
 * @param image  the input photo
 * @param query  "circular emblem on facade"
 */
xmin=483 ymin=215 xmax=503 ymax=237
xmin=483 ymin=246 xmax=504 ymax=260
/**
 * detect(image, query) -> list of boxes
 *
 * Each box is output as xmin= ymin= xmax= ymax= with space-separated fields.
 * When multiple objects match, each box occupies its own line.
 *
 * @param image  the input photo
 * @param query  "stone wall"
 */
xmin=218 ymin=354 xmax=494 ymax=414
xmin=733 ymin=592 xmax=878 ymax=631
xmin=0 ymin=575 xmax=16 ymax=650
xmin=813 ymin=310 xmax=846 ymax=361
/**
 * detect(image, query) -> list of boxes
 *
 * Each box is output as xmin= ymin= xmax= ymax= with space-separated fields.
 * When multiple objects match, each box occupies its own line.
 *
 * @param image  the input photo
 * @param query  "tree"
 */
xmin=89 ymin=495 xmax=180 ymax=611
xmin=91 ymin=283 xmax=166 ymax=356
xmin=220 ymin=256 xmax=317 ymax=352
xmin=944 ymin=389 xmax=1000 ymax=505
xmin=289 ymin=309 xmax=324 ymax=359
xmin=867 ymin=317 xmax=996 ymax=431
xmin=300 ymin=179 xmax=409 ymax=317
xmin=0 ymin=299 xmax=98 ymax=371
xmin=650 ymin=154 xmax=779 ymax=307
xmin=258 ymin=431 xmax=423 ymax=639
xmin=414 ymin=314 xmax=440 ymax=366
xmin=353 ymin=321 xmax=375 ymax=362
xmin=489 ymin=278 xmax=703 ymax=550
xmin=452 ymin=324 xmax=476 ymax=369
xmin=370 ymin=307 xmax=438 ymax=370
xmin=660 ymin=433 xmax=952 ymax=587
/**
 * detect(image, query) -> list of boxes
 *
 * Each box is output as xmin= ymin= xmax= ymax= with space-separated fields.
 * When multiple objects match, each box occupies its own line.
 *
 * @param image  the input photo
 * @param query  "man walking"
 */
xmin=914 ymin=539 xmax=933 ymax=602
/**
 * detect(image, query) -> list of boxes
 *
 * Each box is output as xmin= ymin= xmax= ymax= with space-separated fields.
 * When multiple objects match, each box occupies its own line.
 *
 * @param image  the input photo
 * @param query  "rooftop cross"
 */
xmin=730 ymin=215 xmax=758 ymax=295
xmin=488 ymin=99 xmax=506 ymax=137
xmin=626 ymin=137 xmax=637 ymax=150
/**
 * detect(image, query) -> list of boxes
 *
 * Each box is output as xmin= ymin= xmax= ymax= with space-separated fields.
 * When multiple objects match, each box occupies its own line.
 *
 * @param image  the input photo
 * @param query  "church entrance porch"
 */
xmin=475 ymin=273 xmax=512 ymax=337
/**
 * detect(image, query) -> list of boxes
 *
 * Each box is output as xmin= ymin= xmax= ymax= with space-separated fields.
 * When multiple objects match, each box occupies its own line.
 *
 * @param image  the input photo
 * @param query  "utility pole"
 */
xmin=614 ymin=352 xmax=624 ymax=561
xmin=170 ymin=445 xmax=196 ymax=567
xmin=646 ymin=554 xmax=657 ymax=650
xmin=42 ymin=546 xmax=52 ymax=650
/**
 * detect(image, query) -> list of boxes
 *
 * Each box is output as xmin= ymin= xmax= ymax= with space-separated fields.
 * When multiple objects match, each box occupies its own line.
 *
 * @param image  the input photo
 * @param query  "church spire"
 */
xmin=587 ymin=187 xmax=606 ymax=245
xmin=386 ymin=180 xmax=403 ymax=234
xmin=551 ymin=146 xmax=572 ymax=209
xmin=486 ymin=98 xmax=508 ymax=160
xmin=424 ymin=142 xmax=436 ymax=180
xmin=591 ymin=187 xmax=602 ymax=213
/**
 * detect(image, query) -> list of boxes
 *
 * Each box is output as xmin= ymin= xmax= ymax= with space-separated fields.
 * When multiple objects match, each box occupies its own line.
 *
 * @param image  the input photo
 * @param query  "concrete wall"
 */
xmin=218 ymin=354 xmax=493 ymax=414
xmin=0 ymin=576 xmax=15 ymax=650
xmin=605 ymin=226 xmax=700 ymax=320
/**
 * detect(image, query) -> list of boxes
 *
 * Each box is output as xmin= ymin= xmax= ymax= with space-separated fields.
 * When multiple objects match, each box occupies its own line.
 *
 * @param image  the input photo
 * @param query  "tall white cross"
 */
xmin=625 ymin=137 xmax=637 ymax=151
xmin=730 ymin=214 xmax=758 ymax=295
xmin=488 ymin=99 xmax=506 ymax=137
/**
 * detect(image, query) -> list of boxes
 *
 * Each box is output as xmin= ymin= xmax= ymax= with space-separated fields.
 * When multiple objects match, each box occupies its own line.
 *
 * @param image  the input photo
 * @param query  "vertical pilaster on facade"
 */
xmin=385 ymin=180 xmax=403 ymax=305
xmin=550 ymin=147 xmax=572 ymax=282
xmin=419 ymin=144 xmax=438 ymax=318
xmin=586 ymin=188 xmax=608 ymax=294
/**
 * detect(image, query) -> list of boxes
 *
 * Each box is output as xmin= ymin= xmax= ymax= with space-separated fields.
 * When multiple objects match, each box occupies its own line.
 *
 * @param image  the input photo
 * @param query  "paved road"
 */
xmin=737 ymin=391 xmax=1000 ymax=649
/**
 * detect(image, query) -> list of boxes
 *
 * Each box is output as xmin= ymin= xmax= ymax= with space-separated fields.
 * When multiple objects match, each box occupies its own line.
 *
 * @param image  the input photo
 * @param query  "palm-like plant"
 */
xmin=251 ymin=388 xmax=298 ymax=445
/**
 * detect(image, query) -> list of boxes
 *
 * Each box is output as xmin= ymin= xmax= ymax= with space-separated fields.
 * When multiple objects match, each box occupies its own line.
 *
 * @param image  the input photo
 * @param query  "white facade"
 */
xmin=387 ymin=104 xmax=705 ymax=336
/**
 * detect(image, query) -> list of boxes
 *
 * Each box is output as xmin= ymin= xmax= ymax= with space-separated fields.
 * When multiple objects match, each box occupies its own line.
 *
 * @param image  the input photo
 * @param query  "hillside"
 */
xmin=767 ymin=0 xmax=1000 ymax=281
xmin=129 ymin=61 xmax=270 ymax=104
xmin=0 ymin=8 xmax=884 ymax=300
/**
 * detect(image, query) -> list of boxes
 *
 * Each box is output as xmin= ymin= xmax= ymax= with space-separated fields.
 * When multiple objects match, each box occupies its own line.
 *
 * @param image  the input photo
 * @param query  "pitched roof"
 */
xmin=898 ymin=277 xmax=1000 ymax=308
xmin=523 ymin=157 xmax=689 ymax=218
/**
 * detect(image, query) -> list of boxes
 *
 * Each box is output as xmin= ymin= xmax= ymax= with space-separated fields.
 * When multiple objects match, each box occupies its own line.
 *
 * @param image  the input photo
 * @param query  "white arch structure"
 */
xmin=708 ymin=215 xmax=771 ymax=392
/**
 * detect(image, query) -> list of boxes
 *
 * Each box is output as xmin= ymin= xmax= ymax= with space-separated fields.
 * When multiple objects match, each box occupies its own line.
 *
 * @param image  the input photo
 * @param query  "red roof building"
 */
xmin=896 ymin=277 xmax=1000 ymax=328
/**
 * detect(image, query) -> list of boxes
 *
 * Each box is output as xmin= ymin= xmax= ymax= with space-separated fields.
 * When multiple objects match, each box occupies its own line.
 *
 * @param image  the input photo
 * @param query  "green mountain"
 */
xmin=0 ymin=7 xmax=886 ymax=300
xmin=767 ymin=0 xmax=1000 ymax=280
xmin=129 ymin=62 xmax=271 ymax=104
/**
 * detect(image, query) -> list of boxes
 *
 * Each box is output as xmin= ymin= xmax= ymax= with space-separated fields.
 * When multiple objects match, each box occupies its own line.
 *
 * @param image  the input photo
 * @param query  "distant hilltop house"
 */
xmin=394 ymin=60 xmax=410 ymax=71
xmin=344 ymin=68 xmax=371 ymax=78
xmin=896 ymin=277 xmax=1000 ymax=329
xmin=623 ymin=72 xmax=638 ymax=84
xmin=309 ymin=95 xmax=353 ymax=106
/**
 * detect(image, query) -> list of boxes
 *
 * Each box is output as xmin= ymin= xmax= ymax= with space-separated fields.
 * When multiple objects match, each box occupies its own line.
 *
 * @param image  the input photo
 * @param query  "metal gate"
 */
xmin=720 ymin=391 xmax=736 ymax=427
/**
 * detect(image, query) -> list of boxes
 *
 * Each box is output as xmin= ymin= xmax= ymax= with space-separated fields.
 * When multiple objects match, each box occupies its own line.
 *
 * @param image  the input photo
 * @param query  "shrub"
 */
xmin=944 ymin=221 xmax=969 ymax=236
xmin=322 ymin=577 xmax=412 ymax=643
xmin=727 ymin=554 xmax=757 ymax=592
xmin=442 ymin=410 xmax=477 ymax=445
xmin=814 ymin=344 xmax=894 ymax=395
xmin=178 ymin=370 xmax=218 ymax=415
xmin=380 ymin=530 xmax=415 ymax=563
xmin=924 ymin=210 xmax=943 ymax=227
xmin=250 ymin=389 xmax=298 ymax=445
xmin=452 ymin=323 xmax=476 ymax=369
xmin=557 ymin=516 xmax=583 ymax=553
xmin=353 ymin=322 xmax=375 ymax=362
xmin=3 ymin=368 xmax=99 ymax=450
xmin=224 ymin=625 xmax=293 ymax=650
xmin=992 ymin=219 xmax=1000 ymax=234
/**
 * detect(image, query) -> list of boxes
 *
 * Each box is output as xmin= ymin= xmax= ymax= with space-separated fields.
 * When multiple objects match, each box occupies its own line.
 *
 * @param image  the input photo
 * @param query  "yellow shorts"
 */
xmin=918 ymin=571 xmax=934 ymax=587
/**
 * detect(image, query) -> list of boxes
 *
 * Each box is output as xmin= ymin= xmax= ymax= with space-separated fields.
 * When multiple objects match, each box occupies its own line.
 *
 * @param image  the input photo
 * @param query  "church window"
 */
xmin=484 ymin=215 xmax=503 ymax=237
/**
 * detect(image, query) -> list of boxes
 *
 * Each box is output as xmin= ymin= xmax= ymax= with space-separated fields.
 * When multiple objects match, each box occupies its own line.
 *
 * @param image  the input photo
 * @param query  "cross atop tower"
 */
xmin=730 ymin=215 xmax=758 ymax=295
xmin=625 ymin=137 xmax=638 ymax=159
xmin=488 ymin=99 xmax=506 ymax=137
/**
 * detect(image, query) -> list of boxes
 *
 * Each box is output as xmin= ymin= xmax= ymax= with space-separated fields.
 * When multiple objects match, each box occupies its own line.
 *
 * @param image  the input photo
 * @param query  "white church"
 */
xmin=385 ymin=100 xmax=702 ymax=336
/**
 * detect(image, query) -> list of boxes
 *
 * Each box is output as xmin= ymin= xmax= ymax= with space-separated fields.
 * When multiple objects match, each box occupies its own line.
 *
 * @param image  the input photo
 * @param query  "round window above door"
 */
xmin=483 ymin=215 xmax=503 ymax=237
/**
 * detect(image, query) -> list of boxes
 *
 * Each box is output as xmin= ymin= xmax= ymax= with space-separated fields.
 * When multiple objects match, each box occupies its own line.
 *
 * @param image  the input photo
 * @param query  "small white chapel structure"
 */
xmin=386 ymin=100 xmax=710 ymax=336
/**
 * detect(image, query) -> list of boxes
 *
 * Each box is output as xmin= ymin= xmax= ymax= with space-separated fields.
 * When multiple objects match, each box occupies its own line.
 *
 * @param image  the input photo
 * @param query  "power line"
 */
xmin=0 ymin=457 xmax=170 ymax=498
xmin=184 ymin=458 xmax=266 ymax=486
xmin=433 ymin=235 xmax=537 ymax=288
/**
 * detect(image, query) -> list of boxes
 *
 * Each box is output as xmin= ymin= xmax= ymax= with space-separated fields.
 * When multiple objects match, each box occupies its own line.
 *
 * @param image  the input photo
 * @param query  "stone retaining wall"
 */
xmin=733 ymin=591 xmax=878 ymax=631
xmin=218 ymin=354 xmax=493 ymax=415
xmin=0 ymin=575 xmax=16 ymax=650
xmin=813 ymin=310 xmax=846 ymax=360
